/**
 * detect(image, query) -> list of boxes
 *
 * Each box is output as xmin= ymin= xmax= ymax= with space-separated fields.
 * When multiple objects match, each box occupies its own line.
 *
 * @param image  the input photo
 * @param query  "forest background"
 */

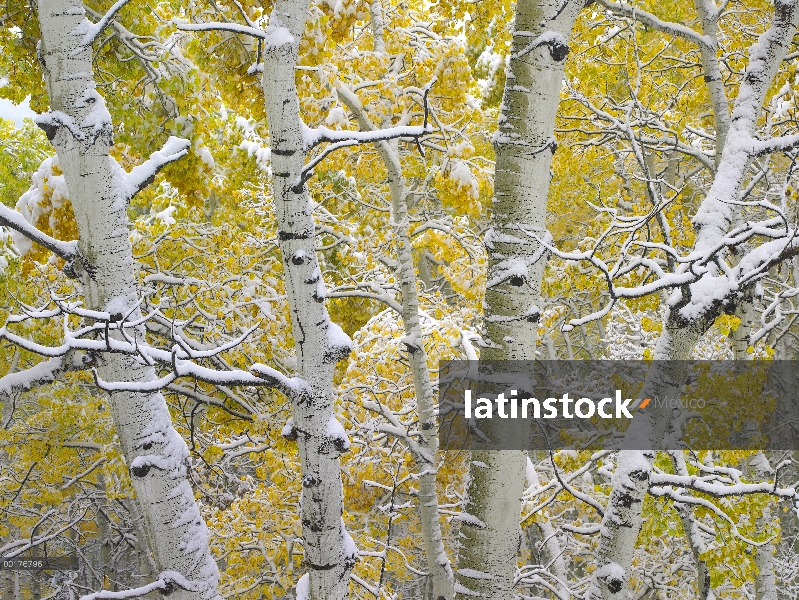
xmin=1 ymin=0 xmax=799 ymax=599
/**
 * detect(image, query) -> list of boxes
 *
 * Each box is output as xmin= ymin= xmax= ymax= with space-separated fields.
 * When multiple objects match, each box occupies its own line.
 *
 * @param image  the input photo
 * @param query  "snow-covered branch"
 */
xmin=0 ymin=352 xmax=87 ymax=404
xmin=74 ymin=0 xmax=134 ymax=50
xmin=174 ymin=20 xmax=269 ymax=40
xmin=79 ymin=570 xmax=208 ymax=600
xmin=0 ymin=203 xmax=78 ymax=262
xmin=596 ymin=0 xmax=713 ymax=49
xmin=0 ymin=303 xmax=306 ymax=398
xmin=291 ymin=118 xmax=433 ymax=190
xmin=554 ymin=0 xmax=799 ymax=330
xmin=752 ymin=132 xmax=799 ymax=156
xmin=121 ymin=136 xmax=190 ymax=202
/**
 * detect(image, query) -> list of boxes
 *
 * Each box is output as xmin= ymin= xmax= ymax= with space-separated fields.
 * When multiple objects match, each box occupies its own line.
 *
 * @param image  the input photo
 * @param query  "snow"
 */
xmin=250 ymin=362 xmax=307 ymax=392
xmin=295 ymin=573 xmax=310 ymax=600
xmin=325 ymin=106 xmax=350 ymax=129
xmin=454 ymin=512 xmax=487 ymax=528
xmin=72 ymin=0 xmax=133 ymax=51
xmin=124 ymin=136 xmax=190 ymax=201
xmin=612 ymin=450 xmax=651 ymax=490
xmin=197 ymin=146 xmax=215 ymax=169
xmin=327 ymin=415 xmax=351 ymax=450
xmin=453 ymin=581 xmax=482 ymax=596
xmin=326 ymin=321 xmax=353 ymax=354
xmin=486 ymin=256 xmax=527 ymax=289
xmin=281 ymin=417 xmax=295 ymax=437
xmin=239 ymin=140 xmax=272 ymax=172
xmin=460 ymin=330 xmax=480 ymax=360
xmin=596 ymin=26 xmax=621 ymax=44
xmin=0 ymin=356 xmax=71 ymax=397
xmin=341 ymin=519 xmax=359 ymax=560
xmin=475 ymin=44 xmax=505 ymax=95
xmin=264 ymin=23 xmax=295 ymax=51
xmin=300 ymin=121 xmax=431 ymax=151
xmin=594 ymin=561 xmax=626 ymax=584
xmin=525 ymin=456 xmax=540 ymax=488
xmin=154 ymin=205 xmax=177 ymax=226
xmin=0 ymin=228 xmax=14 ymax=270
xmin=77 ymin=88 xmax=112 ymax=140
xmin=104 ymin=295 xmax=133 ymax=319
xmin=457 ymin=568 xmax=495 ymax=580
xmin=448 ymin=160 xmax=479 ymax=200
xmin=400 ymin=331 xmax=421 ymax=351
xmin=78 ymin=578 xmax=169 ymax=600
xmin=11 ymin=156 xmax=70 ymax=256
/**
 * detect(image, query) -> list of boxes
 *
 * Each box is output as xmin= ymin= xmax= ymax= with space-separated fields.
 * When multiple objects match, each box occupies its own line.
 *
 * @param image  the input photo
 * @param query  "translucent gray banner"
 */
xmin=437 ymin=361 xmax=799 ymax=450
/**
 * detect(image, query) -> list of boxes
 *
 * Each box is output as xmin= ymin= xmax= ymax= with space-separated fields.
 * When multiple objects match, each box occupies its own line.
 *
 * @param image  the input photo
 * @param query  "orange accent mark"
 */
xmin=639 ymin=398 xmax=650 ymax=409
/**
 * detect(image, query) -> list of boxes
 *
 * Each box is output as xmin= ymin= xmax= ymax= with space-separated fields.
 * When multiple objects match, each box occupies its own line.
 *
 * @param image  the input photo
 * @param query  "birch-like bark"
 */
xmin=525 ymin=458 xmax=569 ymax=598
xmin=260 ymin=2 xmax=356 ymax=599
xmin=337 ymin=85 xmax=454 ymax=600
xmin=34 ymin=3 xmax=220 ymax=598
xmin=749 ymin=454 xmax=778 ymax=600
xmin=122 ymin=497 xmax=157 ymax=581
xmin=729 ymin=281 xmax=776 ymax=595
xmin=669 ymin=452 xmax=711 ymax=599
xmin=694 ymin=0 xmax=731 ymax=166
xmin=587 ymin=4 xmax=799 ymax=597
xmin=455 ymin=2 xmax=583 ymax=599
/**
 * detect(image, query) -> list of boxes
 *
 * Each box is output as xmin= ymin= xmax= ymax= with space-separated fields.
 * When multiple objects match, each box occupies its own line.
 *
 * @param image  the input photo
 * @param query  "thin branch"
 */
xmin=174 ymin=20 xmax=267 ymax=40
xmin=0 ymin=204 xmax=78 ymax=261
xmin=122 ymin=136 xmax=191 ymax=202
xmin=596 ymin=0 xmax=713 ymax=49
xmin=76 ymin=0 xmax=135 ymax=50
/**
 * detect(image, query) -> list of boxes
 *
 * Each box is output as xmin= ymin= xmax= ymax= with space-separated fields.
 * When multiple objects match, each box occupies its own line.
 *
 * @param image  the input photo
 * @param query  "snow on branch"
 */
xmin=649 ymin=470 xmax=796 ymax=500
xmin=0 ymin=204 xmax=78 ymax=262
xmin=174 ymin=20 xmax=269 ymax=40
xmin=752 ymin=132 xmax=799 ymax=156
xmin=292 ymin=120 xmax=433 ymax=191
xmin=79 ymin=570 xmax=207 ymax=600
xmin=88 ymin=346 xmax=306 ymax=397
xmin=0 ymin=352 xmax=87 ymax=405
xmin=300 ymin=122 xmax=433 ymax=152
xmin=121 ymin=136 xmax=191 ymax=201
xmin=72 ymin=0 xmax=134 ymax=52
xmin=512 ymin=30 xmax=570 ymax=61
xmin=1 ymin=509 xmax=87 ymax=558
xmin=552 ymin=1 xmax=799 ymax=331
xmin=0 ymin=302 xmax=307 ymax=399
xmin=595 ymin=0 xmax=713 ymax=49
xmin=293 ymin=81 xmax=435 ymax=191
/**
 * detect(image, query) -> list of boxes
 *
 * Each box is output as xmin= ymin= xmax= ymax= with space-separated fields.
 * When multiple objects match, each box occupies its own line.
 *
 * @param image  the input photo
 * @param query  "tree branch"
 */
xmin=75 ymin=0 xmax=135 ymax=51
xmin=0 ymin=204 xmax=78 ymax=262
xmin=174 ymin=20 xmax=268 ymax=40
xmin=0 ymin=352 xmax=87 ymax=404
xmin=596 ymin=0 xmax=713 ymax=49
xmin=122 ymin=136 xmax=190 ymax=202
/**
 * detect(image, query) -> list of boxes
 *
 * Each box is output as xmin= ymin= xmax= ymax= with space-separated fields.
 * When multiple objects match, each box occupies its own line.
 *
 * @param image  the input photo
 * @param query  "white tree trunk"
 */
xmin=587 ymin=4 xmax=799 ymax=597
xmin=455 ymin=2 xmax=582 ymax=599
xmin=35 ymin=3 xmax=221 ymax=598
xmin=337 ymin=85 xmax=454 ymax=600
xmin=525 ymin=457 xmax=569 ymax=598
xmin=750 ymin=454 xmax=778 ymax=600
xmin=694 ymin=0 xmax=731 ymax=166
xmin=260 ymin=2 xmax=356 ymax=599
xmin=670 ymin=452 xmax=711 ymax=599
